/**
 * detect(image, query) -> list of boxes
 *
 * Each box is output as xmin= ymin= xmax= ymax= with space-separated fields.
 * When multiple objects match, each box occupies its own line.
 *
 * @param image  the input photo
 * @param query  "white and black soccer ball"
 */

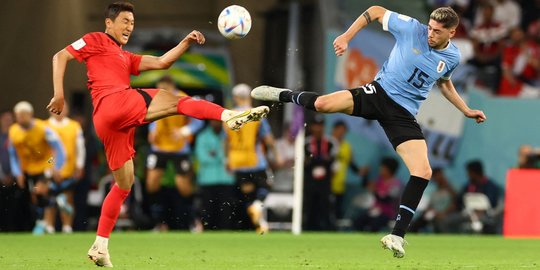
xmin=217 ymin=5 xmax=252 ymax=40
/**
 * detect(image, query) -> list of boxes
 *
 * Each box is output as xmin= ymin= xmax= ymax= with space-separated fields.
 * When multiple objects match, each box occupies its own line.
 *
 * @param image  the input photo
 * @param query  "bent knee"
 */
xmin=314 ymin=97 xmax=332 ymax=112
xmin=411 ymin=167 xmax=432 ymax=180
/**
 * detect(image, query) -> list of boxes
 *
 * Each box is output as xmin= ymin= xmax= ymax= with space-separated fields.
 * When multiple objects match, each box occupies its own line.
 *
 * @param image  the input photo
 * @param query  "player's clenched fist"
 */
xmin=333 ymin=34 xmax=349 ymax=56
xmin=184 ymin=30 xmax=205 ymax=45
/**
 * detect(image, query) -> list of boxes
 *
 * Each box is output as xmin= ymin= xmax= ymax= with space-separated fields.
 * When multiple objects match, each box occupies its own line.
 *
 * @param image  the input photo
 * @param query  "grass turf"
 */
xmin=0 ymin=232 xmax=539 ymax=269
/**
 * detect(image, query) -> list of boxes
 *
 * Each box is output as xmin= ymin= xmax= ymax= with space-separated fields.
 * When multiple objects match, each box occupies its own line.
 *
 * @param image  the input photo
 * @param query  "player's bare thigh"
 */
xmin=313 ymin=90 xmax=354 ymax=115
xmin=145 ymin=89 xmax=181 ymax=122
xmin=395 ymin=139 xmax=432 ymax=180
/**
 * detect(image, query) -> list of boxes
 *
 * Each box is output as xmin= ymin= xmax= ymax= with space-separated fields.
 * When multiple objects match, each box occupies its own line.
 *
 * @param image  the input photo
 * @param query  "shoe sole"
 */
xmin=251 ymin=86 xmax=284 ymax=102
xmin=380 ymin=239 xmax=405 ymax=258
xmin=226 ymin=106 xmax=269 ymax=131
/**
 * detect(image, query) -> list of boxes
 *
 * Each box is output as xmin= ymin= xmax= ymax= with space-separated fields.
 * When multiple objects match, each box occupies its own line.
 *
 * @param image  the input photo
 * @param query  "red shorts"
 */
xmin=93 ymin=88 xmax=160 ymax=171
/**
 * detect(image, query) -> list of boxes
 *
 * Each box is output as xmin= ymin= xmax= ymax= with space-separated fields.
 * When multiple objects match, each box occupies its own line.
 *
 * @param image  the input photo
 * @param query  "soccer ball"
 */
xmin=217 ymin=5 xmax=252 ymax=39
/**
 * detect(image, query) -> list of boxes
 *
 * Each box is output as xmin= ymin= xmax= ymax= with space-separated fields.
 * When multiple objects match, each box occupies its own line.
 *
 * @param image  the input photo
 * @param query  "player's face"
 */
xmin=427 ymin=19 xmax=455 ymax=49
xmin=105 ymin=11 xmax=135 ymax=45
xmin=15 ymin=111 xmax=33 ymax=127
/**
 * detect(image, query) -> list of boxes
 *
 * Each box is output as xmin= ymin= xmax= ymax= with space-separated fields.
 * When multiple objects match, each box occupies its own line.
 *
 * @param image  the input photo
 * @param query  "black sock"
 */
xmin=391 ymin=175 xmax=429 ymax=238
xmin=279 ymin=91 xmax=319 ymax=111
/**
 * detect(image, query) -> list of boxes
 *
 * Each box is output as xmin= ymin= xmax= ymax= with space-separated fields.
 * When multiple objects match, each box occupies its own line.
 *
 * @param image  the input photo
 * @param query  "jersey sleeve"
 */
xmin=128 ymin=52 xmax=142 ymax=76
xmin=65 ymin=33 xmax=100 ymax=62
xmin=441 ymin=63 xmax=458 ymax=80
xmin=258 ymin=118 xmax=271 ymax=138
xmin=382 ymin=10 xmax=421 ymax=41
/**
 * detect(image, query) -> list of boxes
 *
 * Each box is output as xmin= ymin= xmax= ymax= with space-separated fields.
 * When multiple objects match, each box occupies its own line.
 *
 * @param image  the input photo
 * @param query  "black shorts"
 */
xmin=234 ymin=170 xmax=270 ymax=190
xmin=146 ymin=152 xmax=192 ymax=175
xmin=349 ymin=81 xmax=424 ymax=149
xmin=25 ymin=173 xmax=49 ymax=190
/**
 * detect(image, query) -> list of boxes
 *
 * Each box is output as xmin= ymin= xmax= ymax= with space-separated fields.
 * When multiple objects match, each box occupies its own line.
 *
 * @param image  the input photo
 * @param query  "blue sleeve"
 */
xmin=442 ymin=63 xmax=459 ymax=80
xmin=148 ymin=122 xmax=157 ymax=133
xmin=382 ymin=10 xmax=421 ymax=41
xmin=8 ymin=141 xmax=22 ymax=177
xmin=258 ymin=118 xmax=271 ymax=138
xmin=45 ymin=128 xmax=66 ymax=170
xmin=188 ymin=118 xmax=204 ymax=134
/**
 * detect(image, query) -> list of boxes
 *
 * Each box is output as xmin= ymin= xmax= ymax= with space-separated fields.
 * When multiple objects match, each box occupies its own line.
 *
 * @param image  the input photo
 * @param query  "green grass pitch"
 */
xmin=0 ymin=232 xmax=539 ymax=269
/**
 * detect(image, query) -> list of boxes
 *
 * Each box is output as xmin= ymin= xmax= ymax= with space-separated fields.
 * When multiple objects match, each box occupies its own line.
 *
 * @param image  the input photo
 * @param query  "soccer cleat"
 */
xmin=247 ymin=200 xmax=269 ymax=235
xmin=225 ymin=106 xmax=269 ymax=131
xmin=251 ymin=85 xmax=290 ymax=102
xmin=380 ymin=234 xmax=406 ymax=258
xmin=88 ymin=243 xmax=113 ymax=267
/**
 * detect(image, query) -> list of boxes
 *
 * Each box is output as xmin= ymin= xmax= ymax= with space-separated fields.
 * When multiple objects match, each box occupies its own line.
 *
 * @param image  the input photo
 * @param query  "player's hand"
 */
xmin=464 ymin=109 xmax=486 ymax=123
xmin=47 ymin=96 xmax=64 ymax=115
xmin=16 ymin=175 xmax=25 ymax=189
xmin=74 ymin=168 xmax=84 ymax=180
xmin=333 ymin=34 xmax=349 ymax=56
xmin=184 ymin=30 xmax=205 ymax=45
xmin=52 ymin=170 xmax=62 ymax=183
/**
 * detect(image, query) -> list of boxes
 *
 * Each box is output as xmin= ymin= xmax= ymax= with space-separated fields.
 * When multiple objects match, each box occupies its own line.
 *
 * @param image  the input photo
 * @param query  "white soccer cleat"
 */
xmin=380 ymin=234 xmax=406 ymax=258
xmin=88 ymin=243 xmax=113 ymax=267
xmin=251 ymin=86 xmax=290 ymax=102
xmin=225 ymin=106 xmax=269 ymax=131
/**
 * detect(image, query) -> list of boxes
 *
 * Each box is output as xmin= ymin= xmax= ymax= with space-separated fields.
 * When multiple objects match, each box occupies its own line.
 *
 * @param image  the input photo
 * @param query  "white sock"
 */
xmin=96 ymin=236 xmax=109 ymax=248
xmin=45 ymin=225 xmax=55 ymax=234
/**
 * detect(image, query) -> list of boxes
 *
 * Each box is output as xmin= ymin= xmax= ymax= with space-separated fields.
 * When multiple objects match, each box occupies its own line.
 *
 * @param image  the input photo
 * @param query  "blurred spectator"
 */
xmin=303 ymin=115 xmax=338 ymax=231
xmin=517 ymin=144 xmax=540 ymax=168
xmin=409 ymin=168 xmax=457 ymax=233
xmin=439 ymin=160 xmax=502 ymax=234
xmin=195 ymin=120 xmax=235 ymax=230
xmin=271 ymin=123 xmax=296 ymax=192
xmin=497 ymin=28 xmax=540 ymax=97
xmin=469 ymin=3 xmax=506 ymax=91
xmin=8 ymin=101 xmax=66 ymax=234
xmin=145 ymin=76 xmax=204 ymax=232
xmin=330 ymin=120 xmax=365 ymax=220
xmin=354 ymin=157 xmax=401 ymax=232
xmin=0 ymin=110 xmax=17 ymax=231
xmin=0 ymin=111 xmax=14 ymax=182
xmin=493 ymin=0 xmax=521 ymax=31
xmin=46 ymin=105 xmax=86 ymax=233
xmin=452 ymin=4 xmax=473 ymax=39
xmin=224 ymin=83 xmax=280 ymax=234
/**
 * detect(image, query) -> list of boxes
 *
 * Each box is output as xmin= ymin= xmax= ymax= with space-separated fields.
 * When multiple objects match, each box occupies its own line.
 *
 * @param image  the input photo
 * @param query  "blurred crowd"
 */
xmin=2 ymin=77 xmax=535 ymax=235
xmin=429 ymin=0 xmax=540 ymax=97
xmin=2 ymin=0 xmax=540 ymax=235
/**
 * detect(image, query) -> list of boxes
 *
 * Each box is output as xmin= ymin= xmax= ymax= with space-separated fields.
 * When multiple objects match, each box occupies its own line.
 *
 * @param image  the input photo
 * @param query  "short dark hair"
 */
xmin=381 ymin=157 xmax=399 ymax=176
xmin=333 ymin=120 xmax=348 ymax=130
xmin=430 ymin=7 xmax=459 ymax=29
xmin=105 ymin=2 xmax=135 ymax=21
xmin=466 ymin=160 xmax=484 ymax=176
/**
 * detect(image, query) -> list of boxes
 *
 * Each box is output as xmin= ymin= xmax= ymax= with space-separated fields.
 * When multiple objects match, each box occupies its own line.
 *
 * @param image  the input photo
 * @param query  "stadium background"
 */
xmin=1 ymin=0 xmax=540 ymax=238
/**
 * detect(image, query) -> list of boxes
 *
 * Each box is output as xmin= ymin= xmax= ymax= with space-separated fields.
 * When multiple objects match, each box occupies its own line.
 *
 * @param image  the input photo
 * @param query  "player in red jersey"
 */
xmin=47 ymin=2 xmax=268 ymax=267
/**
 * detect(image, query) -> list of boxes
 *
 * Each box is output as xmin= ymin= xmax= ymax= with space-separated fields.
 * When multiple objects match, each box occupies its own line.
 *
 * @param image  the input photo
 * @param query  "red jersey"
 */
xmin=65 ymin=32 xmax=142 ymax=107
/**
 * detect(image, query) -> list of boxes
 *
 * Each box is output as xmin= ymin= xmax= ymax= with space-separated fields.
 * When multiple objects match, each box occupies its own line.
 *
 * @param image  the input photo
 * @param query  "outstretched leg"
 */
xmin=144 ymin=89 xmax=269 ymax=130
xmin=251 ymin=86 xmax=355 ymax=114
xmin=381 ymin=139 xmax=431 ymax=258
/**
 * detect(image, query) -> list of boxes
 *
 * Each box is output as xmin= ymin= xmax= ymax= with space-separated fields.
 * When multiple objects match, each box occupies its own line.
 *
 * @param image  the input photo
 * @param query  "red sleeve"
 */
xmin=128 ymin=52 xmax=142 ymax=76
xmin=65 ymin=33 xmax=101 ymax=62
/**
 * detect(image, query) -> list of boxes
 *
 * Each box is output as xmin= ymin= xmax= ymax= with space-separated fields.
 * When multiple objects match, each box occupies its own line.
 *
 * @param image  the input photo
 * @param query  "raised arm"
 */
xmin=47 ymin=49 xmax=75 ymax=115
xmin=138 ymin=30 xmax=205 ymax=71
xmin=437 ymin=79 xmax=486 ymax=123
xmin=333 ymin=5 xmax=387 ymax=56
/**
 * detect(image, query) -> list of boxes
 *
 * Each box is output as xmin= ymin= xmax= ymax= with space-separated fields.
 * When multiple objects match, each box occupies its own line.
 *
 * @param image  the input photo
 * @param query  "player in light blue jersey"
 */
xmin=251 ymin=6 xmax=486 ymax=258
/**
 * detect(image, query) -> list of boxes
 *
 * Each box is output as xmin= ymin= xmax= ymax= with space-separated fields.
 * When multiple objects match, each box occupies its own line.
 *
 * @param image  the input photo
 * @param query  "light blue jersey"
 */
xmin=375 ymin=11 xmax=461 ymax=115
